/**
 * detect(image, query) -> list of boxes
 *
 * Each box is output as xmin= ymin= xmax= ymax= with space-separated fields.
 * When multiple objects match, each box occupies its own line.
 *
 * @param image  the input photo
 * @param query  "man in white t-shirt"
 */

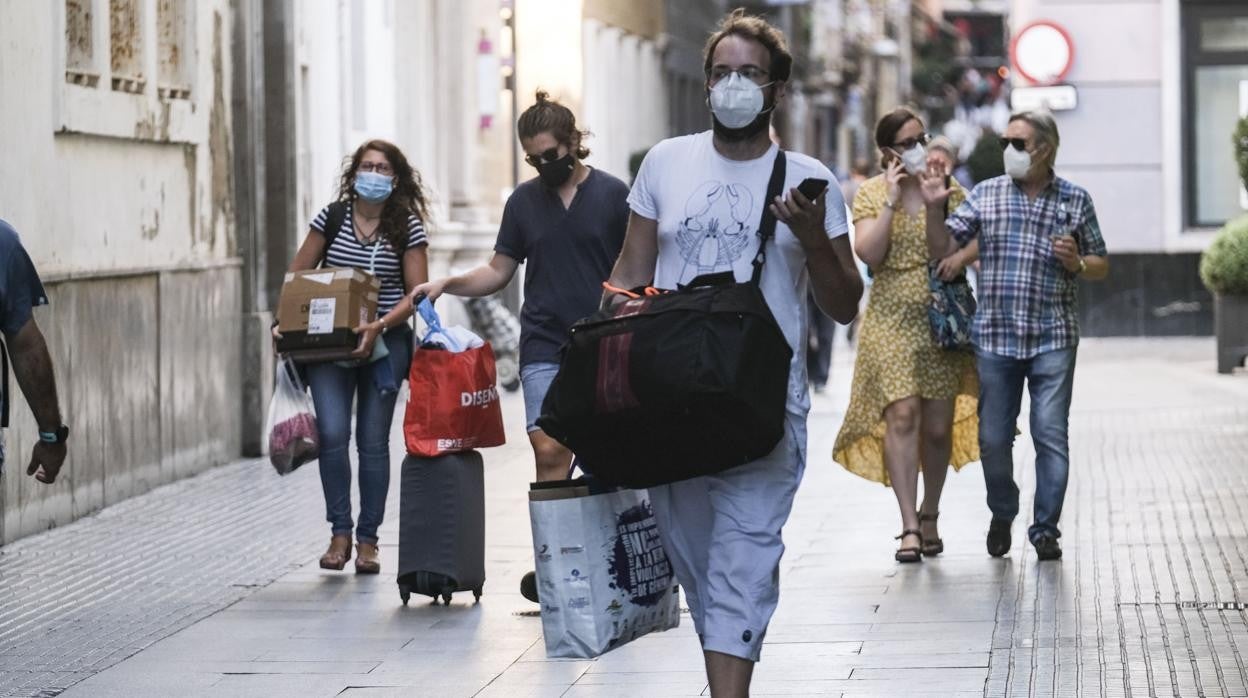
xmin=604 ymin=10 xmax=863 ymax=695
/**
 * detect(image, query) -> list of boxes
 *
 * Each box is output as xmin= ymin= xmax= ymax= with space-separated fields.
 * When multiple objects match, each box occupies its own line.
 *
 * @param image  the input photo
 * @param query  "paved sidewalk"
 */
xmin=0 ymin=338 xmax=1245 ymax=697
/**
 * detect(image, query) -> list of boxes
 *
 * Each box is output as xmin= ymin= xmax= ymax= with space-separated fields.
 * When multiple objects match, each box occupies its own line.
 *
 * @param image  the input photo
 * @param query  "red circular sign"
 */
xmin=1010 ymin=21 xmax=1075 ymax=86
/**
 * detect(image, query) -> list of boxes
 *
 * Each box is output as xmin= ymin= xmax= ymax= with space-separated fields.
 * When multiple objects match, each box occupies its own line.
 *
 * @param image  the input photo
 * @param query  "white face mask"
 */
xmin=1003 ymin=144 xmax=1032 ymax=180
xmin=709 ymin=72 xmax=770 ymax=129
xmin=899 ymin=144 xmax=927 ymax=175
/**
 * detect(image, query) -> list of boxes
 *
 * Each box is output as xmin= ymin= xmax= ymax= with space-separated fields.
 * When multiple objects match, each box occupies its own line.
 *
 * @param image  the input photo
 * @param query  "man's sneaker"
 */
xmin=520 ymin=571 xmax=540 ymax=603
xmin=987 ymin=518 xmax=1012 ymax=557
xmin=1033 ymin=535 xmax=1062 ymax=561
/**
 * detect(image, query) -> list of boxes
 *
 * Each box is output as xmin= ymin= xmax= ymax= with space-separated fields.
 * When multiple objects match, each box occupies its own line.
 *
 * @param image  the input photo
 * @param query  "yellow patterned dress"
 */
xmin=832 ymin=175 xmax=980 ymax=485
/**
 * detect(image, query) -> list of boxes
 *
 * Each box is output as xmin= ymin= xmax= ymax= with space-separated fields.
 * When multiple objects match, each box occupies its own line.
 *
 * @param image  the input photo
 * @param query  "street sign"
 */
xmin=1011 ymin=21 xmax=1074 ymax=86
xmin=1011 ymin=84 xmax=1078 ymax=112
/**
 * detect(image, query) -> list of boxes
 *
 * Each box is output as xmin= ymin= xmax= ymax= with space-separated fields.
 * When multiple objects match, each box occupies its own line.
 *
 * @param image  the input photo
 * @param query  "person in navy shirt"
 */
xmin=412 ymin=91 xmax=629 ymax=603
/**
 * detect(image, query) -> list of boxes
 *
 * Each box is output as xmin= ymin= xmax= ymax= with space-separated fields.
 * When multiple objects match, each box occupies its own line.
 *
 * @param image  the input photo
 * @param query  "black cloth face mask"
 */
xmin=537 ymin=153 xmax=576 ymax=187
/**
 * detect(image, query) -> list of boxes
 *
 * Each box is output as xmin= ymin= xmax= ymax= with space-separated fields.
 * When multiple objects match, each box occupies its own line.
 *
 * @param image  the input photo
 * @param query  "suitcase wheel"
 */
xmin=473 ymin=587 xmax=482 ymax=602
xmin=399 ymin=586 xmax=411 ymax=606
xmin=441 ymin=591 xmax=453 ymax=605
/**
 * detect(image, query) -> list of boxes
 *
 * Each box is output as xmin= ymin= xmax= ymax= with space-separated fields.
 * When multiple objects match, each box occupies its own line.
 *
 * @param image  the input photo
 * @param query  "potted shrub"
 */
xmin=1201 ymin=213 xmax=1248 ymax=373
xmin=1201 ymin=116 xmax=1248 ymax=373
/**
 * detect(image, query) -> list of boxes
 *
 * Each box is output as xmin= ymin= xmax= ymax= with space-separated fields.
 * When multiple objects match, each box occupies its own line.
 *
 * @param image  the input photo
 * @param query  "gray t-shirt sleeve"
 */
xmin=0 ymin=223 xmax=49 ymax=337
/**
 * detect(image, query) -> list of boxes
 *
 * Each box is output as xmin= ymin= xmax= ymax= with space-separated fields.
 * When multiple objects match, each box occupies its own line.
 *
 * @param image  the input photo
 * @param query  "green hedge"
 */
xmin=1201 ymin=214 xmax=1248 ymax=296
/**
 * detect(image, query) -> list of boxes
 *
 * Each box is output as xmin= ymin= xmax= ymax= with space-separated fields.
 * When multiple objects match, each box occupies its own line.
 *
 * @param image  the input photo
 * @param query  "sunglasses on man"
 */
xmin=524 ymin=147 xmax=562 ymax=168
xmin=999 ymin=137 xmax=1030 ymax=151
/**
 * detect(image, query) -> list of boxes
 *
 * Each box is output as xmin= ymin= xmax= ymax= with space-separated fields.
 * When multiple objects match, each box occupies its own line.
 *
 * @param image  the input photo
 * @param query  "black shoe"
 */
xmin=520 ymin=571 xmax=540 ymax=603
xmin=987 ymin=519 xmax=1012 ymax=557
xmin=1033 ymin=535 xmax=1062 ymax=561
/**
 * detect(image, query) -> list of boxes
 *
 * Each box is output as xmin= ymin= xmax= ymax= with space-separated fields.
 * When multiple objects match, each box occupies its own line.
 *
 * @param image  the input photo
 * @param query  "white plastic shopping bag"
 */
xmin=266 ymin=357 xmax=319 ymax=475
xmin=528 ymin=479 xmax=681 ymax=658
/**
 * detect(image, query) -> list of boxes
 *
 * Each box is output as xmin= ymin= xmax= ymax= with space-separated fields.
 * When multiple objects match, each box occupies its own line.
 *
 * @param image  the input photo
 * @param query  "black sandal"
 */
xmin=894 ymin=528 xmax=923 ymax=563
xmin=919 ymin=511 xmax=944 ymax=557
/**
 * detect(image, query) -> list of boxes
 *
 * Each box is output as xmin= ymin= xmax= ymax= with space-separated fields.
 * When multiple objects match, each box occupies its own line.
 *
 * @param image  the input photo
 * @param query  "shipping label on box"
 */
xmin=307 ymin=298 xmax=337 ymax=335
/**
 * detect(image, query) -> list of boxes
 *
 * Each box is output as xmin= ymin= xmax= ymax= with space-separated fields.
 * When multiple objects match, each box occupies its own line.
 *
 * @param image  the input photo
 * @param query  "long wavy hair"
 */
xmin=336 ymin=139 xmax=432 ymax=253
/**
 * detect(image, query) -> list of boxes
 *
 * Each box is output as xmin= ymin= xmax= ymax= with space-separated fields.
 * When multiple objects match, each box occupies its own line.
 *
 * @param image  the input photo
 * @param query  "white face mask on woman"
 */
xmin=898 ymin=144 xmax=928 ymax=175
xmin=1003 ymin=144 xmax=1032 ymax=180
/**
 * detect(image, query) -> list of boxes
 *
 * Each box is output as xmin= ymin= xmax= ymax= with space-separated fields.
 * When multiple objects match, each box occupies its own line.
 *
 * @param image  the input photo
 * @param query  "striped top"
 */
xmin=310 ymin=201 xmax=428 ymax=313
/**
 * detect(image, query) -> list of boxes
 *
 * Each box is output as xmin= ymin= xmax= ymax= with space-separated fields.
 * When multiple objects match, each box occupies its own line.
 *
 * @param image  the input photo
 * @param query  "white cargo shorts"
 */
xmin=648 ymin=415 xmax=807 ymax=662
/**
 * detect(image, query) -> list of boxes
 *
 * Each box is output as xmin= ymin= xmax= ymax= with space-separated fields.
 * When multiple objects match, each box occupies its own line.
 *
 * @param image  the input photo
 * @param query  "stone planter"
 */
xmin=1215 ymin=293 xmax=1248 ymax=373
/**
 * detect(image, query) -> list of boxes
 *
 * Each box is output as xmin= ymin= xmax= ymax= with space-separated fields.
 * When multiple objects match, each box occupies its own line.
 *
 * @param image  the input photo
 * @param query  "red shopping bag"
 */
xmin=404 ymin=342 xmax=506 ymax=457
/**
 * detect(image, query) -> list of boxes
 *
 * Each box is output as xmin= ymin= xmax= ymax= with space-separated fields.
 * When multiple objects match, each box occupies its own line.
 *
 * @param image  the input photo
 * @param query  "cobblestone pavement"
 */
xmin=0 ymin=338 xmax=1244 ymax=697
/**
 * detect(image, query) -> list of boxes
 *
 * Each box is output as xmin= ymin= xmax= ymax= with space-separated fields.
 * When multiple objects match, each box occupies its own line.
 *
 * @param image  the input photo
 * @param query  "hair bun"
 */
xmin=534 ymin=89 xmax=550 ymax=105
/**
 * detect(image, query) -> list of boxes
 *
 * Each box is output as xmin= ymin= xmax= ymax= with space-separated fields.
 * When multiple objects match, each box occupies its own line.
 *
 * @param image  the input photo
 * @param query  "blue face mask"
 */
xmin=354 ymin=171 xmax=394 ymax=203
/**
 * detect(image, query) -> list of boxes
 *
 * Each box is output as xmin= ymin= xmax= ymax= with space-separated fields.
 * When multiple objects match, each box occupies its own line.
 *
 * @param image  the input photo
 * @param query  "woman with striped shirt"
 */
xmin=275 ymin=139 xmax=430 ymax=574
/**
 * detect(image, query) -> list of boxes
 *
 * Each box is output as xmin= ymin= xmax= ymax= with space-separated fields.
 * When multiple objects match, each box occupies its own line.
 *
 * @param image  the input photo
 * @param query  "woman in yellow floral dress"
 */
xmin=833 ymin=108 xmax=980 ymax=562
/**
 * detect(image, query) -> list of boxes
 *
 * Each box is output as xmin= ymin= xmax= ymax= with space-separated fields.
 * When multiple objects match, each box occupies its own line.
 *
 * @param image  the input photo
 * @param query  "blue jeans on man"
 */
xmin=306 ymin=326 xmax=413 ymax=544
xmin=976 ymin=346 xmax=1077 ymax=544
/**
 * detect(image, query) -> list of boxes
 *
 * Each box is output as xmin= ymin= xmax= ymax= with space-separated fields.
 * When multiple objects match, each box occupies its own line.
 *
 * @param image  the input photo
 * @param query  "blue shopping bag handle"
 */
xmin=416 ymin=296 xmax=463 ymax=352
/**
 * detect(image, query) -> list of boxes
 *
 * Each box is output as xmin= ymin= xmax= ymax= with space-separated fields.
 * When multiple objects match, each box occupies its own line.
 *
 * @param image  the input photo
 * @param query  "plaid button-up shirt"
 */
xmin=947 ymin=174 xmax=1108 ymax=359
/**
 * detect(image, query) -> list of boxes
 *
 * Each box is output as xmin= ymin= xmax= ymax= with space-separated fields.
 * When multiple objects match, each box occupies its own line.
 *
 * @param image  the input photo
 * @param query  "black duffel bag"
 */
xmin=537 ymin=152 xmax=793 ymax=488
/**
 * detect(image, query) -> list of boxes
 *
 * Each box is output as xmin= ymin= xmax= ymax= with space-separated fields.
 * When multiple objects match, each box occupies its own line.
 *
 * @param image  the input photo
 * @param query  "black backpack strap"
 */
xmin=319 ymin=201 xmax=349 ymax=268
xmin=751 ymin=151 xmax=788 ymax=286
xmin=1 ymin=339 xmax=9 ymax=428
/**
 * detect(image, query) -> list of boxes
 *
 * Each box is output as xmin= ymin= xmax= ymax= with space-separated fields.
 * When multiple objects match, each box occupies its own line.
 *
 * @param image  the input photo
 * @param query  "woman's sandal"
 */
xmin=894 ymin=528 xmax=923 ymax=563
xmin=919 ymin=511 xmax=944 ymax=557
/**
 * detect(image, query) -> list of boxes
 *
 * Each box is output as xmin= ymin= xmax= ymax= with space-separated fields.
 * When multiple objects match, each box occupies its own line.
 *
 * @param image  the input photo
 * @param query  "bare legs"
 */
xmin=528 ymin=429 xmax=573 ymax=482
xmin=882 ymin=397 xmax=955 ymax=553
xmin=705 ymin=650 xmax=754 ymax=698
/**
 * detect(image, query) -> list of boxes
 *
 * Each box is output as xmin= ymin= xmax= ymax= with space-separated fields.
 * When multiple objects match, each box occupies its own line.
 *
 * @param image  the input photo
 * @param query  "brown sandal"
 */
xmin=319 ymin=534 xmax=352 ymax=570
xmin=919 ymin=511 xmax=944 ymax=557
xmin=355 ymin=543 xmax=380 ymax=575
xmin=895 ymin=529 xmax=923 ymax=563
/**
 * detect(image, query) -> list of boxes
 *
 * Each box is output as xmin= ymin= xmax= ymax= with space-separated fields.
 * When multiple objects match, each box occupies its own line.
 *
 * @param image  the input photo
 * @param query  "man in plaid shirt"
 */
xmin=920 ymin=111 xmax=1109 ymax=561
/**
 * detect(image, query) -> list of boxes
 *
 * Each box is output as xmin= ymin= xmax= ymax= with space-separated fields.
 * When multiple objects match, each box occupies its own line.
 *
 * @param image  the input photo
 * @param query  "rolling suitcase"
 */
xmin=397 ymin=451 xmax=486 ymax=605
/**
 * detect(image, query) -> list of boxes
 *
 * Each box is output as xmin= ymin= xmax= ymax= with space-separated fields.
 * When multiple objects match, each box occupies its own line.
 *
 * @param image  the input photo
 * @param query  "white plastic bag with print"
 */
xmin=265 ymin=357 xmax=319 ymax=475
xmin=528 ymin=480 xmax=681 ymax=658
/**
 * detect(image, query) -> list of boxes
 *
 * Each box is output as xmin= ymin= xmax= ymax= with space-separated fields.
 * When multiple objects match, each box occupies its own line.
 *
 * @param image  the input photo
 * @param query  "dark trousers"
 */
xmin=806 ymin=295 xmax=836 ymax=388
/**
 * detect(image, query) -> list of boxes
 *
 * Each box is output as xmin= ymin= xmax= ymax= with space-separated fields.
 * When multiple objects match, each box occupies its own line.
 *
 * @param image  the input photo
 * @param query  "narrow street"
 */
xmin=0 ymin=338 xmax=1243 ymax=697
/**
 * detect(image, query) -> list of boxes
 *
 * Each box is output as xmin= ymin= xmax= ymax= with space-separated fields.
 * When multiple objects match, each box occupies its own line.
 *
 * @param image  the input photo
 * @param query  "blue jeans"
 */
xmin=306 ymin=326 xmax=413 ymax=544
xmin=976 ymin=346 xmax=1078 ymax=543
xmin=520 ymin=362 xmax=560 ymax=434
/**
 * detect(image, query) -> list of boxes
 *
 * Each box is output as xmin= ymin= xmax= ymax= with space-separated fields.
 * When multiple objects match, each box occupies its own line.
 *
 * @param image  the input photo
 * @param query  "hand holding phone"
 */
xmin=797 ymin=177 xmax=829 ymax=201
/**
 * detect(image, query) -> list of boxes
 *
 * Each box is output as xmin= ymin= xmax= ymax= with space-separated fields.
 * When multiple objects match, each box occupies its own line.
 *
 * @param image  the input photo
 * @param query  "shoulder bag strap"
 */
xmin=750 ymin=150 xmax=788 ymax=286
xmin=319 ymin=201 xmax=348 ymax=268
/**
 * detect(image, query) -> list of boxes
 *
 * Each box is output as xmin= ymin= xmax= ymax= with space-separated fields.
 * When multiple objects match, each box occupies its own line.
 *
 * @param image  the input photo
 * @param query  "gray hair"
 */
xmin=1009 ymin=110 xmax=1060 ymax=169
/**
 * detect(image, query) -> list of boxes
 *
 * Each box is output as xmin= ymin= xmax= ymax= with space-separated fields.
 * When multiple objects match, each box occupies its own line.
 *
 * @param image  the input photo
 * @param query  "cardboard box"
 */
xmin=276 ymin=268 xmax=380 ymax=360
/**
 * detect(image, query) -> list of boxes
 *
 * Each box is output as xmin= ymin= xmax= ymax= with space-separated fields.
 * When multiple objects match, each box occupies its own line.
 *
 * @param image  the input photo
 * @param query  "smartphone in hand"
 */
xmin=797 ymin=177 xmax=829 ymax=200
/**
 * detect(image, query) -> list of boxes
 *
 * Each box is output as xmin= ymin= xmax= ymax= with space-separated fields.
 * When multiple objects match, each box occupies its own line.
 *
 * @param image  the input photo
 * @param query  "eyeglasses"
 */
xmin=891 ymin=133 xmax=931 ymax=151
xmin=707 ymin=66 xmax=771 ymax=86
xmin=999 ymin=137 xmax=1029 ymax=151
xmin=358 ymin=161 xmax=394 ymax=175
xmin=524 ymin=147 xmax=563 ymax=168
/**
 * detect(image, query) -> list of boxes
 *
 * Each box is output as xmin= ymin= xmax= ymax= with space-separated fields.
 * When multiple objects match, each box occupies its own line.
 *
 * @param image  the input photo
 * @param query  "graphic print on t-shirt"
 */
xmin=675 ymin=180 xmax=758 ymax=284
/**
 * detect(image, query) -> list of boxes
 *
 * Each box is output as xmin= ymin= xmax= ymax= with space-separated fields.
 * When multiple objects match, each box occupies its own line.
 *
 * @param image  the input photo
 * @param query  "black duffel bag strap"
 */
xmin=750 ymin=150 xmax=788 ymax=286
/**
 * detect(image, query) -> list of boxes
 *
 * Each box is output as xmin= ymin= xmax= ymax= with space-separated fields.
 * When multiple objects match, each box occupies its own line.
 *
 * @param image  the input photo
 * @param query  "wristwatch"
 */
xmin=39 ymin=424 xmax=70 ymax=445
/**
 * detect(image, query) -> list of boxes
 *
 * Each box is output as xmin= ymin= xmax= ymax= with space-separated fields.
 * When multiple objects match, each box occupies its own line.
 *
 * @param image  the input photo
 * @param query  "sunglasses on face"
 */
xmin=890 ymin=133 xmax=931 ymax=151
xmin=358 ymin=161 xmax=394 ymax=175
xmin=524 ymin=147 xmax=563 ymax=168
xmin=999 ymin=137 xmax=1030 ymax=151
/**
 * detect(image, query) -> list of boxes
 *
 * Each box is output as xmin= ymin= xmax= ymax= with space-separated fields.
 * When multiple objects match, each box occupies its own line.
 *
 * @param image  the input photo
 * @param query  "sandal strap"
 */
xmin=895 ymin=528 xmax=923 ymax=541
